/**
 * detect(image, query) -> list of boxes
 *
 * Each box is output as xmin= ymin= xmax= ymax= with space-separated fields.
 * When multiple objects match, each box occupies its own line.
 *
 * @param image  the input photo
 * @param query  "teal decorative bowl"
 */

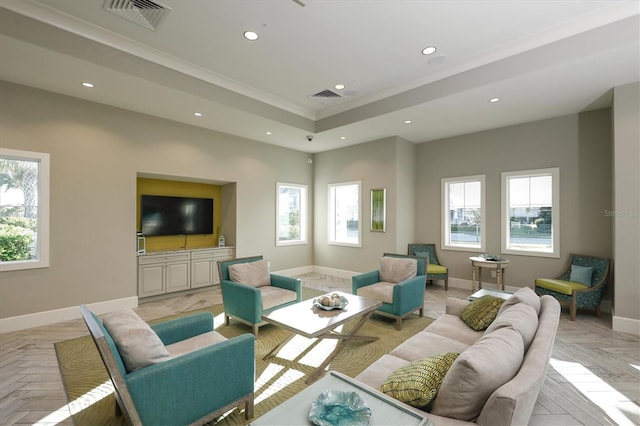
xmin=309 ymin=389 xmax=371 ymax=426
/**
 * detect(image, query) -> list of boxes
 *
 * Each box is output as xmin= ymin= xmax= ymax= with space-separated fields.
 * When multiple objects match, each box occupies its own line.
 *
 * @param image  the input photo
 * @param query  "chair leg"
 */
xmin=395 ymin=317 xmax=402 ymax=330
xmin=595 ymin=304 xmax=602 ymax=317
xmin=570 ymin=293 xmax=577 ymax=321
xmin=419 ymin=305 xmax=424 ymax=317
xmin=253 ymin=324 xmax=259 ymax=337
xmin=225 ymin=314 xmax=230 ymax=326
xmin=444 ymin=278 xmax=448 ymax=291
xmin=244 ymin=395 xmax=255 ymax=420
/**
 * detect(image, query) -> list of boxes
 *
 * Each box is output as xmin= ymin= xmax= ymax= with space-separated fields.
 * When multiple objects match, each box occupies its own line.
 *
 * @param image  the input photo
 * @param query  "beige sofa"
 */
xmin=356 ymin=287 xmax=561 ymax=426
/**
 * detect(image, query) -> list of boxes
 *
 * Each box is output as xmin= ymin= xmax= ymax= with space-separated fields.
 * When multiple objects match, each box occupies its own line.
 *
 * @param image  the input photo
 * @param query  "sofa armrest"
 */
xmin=125 ymin=333 xmax=255 ymax=425
xmin=270 ymin=274 xmax=302 ymax=301
xmin=352 ymin=270 xmax=381 ymax=293
xmin=446 ymin=297 xmax=471 ymax=316
xmin=151 ymin=312 xmax=214 ymax=346
xmin=221 ymin=279 xmax=262 ymax=322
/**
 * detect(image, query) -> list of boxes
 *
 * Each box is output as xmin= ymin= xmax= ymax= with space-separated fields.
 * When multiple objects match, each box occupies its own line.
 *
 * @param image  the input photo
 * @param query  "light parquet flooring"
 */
xmin=1 ymin=273 xmax=638 ymax=425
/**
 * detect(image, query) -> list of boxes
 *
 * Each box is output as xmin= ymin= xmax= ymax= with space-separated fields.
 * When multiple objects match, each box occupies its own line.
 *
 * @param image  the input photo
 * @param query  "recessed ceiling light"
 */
xmin=266 ymin=131 xmax=272 ymax=135
xmin=404 ymin=120 xmax=412 ymax=124
xmin=340 ymin=136 xmax=346 ymax=140
xmin=335 ymin=84 xmax=345 ymax=90
xmin=422 ymin=46 xmax=437 ymax=55
xmin=243 ymin=31 xmax=259 ymax=41
xmin=489 ymin=97 xmax=500 ymax=103
xmin=81 ymin=82 xmax=94 ymax=88
xmin=194 ymin=112 xmax=202 ymax=117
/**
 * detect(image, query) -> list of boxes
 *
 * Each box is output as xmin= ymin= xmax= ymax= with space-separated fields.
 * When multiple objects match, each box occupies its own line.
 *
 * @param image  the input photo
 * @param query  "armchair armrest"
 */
xmin=352 ymin=270 xmax=381 ymax=293
xmin=125 ymin=333 xmax=255 ymax=426
xmin=151 ymin=312 xmax=213 ymax=346
xmin=270 ymin=274 xmax=302 ymax=301
xmin=221 ymin=280 xmax=262 ymax=322
xmin=391 ymin=275 xmax=426 ymax=310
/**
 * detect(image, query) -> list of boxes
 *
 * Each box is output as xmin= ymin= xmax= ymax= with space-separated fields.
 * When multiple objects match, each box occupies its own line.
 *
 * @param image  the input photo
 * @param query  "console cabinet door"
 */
xmin=138 ymin=263 xmax=165 ymax=297
xmin=191 ymin=251 xmax=214 ymax=288
xmin=166 ymin=260 xmax=190 ymax=292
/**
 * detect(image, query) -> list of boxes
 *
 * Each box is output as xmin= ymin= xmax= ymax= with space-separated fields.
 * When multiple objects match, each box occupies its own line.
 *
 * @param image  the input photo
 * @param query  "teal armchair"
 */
xmin=408 ymin=243 xmax=449 ymax=290
xmin=79 ymin=305 xmax=255 ymax=426
xmin=352 ymin=254 xmax=426 ymax=329
xmin=218 ymin=255 xmax=302 ymax=336
xmin=535 ymin=253 xmax=610 ymax=320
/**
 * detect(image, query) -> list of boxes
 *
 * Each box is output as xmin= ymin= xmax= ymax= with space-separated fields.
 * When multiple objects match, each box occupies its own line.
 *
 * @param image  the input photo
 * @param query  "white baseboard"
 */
xmin=273 ymin=265 xmax=315 ymax=276
xmin=312 ymin=265 xmax=359 ymax=279
xmin=612 ymin=315 xmax=640 ymax=335
xmin=0 ymin=296 xmax=138 ymax=334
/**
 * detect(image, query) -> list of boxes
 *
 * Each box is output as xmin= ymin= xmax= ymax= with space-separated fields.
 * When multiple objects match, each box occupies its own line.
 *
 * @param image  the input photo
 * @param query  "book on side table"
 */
xmin=468 ymin=288 xmax=513 ymax=301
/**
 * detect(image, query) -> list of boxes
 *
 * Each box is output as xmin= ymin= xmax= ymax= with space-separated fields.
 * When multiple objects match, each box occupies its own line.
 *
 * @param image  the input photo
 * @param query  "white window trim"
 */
xmin=501 ymin=168 xmax=560 ymax=258
xmin=275 ymin=181 xmax=307 ymax=247
xmin=328 ymin=181 xmax=362 ymax=248
xmin=441 ymin=175 xmax=486 ymax=252
xmin=0 ymin=148 xmax=50 ymax=271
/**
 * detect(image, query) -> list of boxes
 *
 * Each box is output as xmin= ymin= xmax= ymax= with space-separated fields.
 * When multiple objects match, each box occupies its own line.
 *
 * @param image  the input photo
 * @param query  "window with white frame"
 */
xmin=442 ymin=175 xmax=485 ymax=251
xmin=328 ymin=181 xmax=361 ymax=247
xmin=0 ymin=148 xmax=50 ymax=271
xmin=501 ymin=168 xmax=559 ymax=257
xmin=276 ymin=182 xmax=307 ymax=246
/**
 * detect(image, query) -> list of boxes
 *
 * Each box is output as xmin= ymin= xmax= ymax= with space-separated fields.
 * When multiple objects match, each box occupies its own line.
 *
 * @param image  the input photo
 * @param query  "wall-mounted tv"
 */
xmin=140 ymin=195 xmax=214 ymax=236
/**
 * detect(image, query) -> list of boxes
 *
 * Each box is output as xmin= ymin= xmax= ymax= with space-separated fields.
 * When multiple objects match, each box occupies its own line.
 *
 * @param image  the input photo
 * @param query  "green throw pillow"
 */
xmin=460 ymin=295 xmax=505 ymax=331
xmin=380 ymin=352 xmax=460 ymax=408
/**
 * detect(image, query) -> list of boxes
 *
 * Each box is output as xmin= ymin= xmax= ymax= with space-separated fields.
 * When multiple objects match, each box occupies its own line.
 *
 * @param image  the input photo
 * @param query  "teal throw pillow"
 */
xmin=569 ymin=264 xmax=593 ymax=286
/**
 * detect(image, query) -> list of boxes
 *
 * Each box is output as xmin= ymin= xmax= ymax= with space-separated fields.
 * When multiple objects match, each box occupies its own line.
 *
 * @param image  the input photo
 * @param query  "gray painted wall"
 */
xmin=613 ymin=82 xmax=640 ymax=323
xmin=414 ymin=109 xmax=614 ymax=293
xmin=1 ymin=80 xmax=637 ymax=331
xmin=0 ymin=81 xmax=313 ymax=319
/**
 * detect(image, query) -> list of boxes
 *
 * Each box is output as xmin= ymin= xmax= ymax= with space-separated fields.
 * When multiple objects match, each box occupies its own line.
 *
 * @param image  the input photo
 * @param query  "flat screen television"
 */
xmin=140 ymin=195 xmax=214 ymax=236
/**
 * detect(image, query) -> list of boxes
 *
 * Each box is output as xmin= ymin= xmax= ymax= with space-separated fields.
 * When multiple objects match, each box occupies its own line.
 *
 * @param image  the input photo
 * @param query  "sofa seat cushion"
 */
xmin=356 ymin=282 xmax=395 ymax=304
xmin=229 ymin=259 xmax=271 ymax=287
xmin=380 ymin=352 xmax=460 ymax=408
xmin=426 ymin=314 xmax=484 ymax=346
xmin=427 ymin=264 xmax=448 ymax=275
xmin=390 ymin=331 xmax=470 ymax=362
xmin=499 ymin=286 xmax=541 ymax=315
xmin=431 ymin=328 xmax=525 ymax=421
xmin=356 ymin=354 xmax=410 ymax=389
xmin=485 ymin=303 xmax=539 ymax=351
xmin=165 ymin=331 xmax=227 ymax=358
xmin=102 ymin=308 xmax=171 ymax=373
xmin=460 ymin=295 xmax=505 ymax=331
xmin=380 ymin=257 xmax=417 ymax=283
xmin=534 ymin=278 xmax=588 ymax=296
xmin=259 ymin=286 xmax=298 ymax=310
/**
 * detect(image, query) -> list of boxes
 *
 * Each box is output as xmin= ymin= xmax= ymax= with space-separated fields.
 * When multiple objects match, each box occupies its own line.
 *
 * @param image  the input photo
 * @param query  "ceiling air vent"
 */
xmin=312 ymin=89 xmax=341 ymax=99
xmin=104 ymin=0 xmax=170 ymax=31
xmin=309 ymin=89 xmax=342 ymax=105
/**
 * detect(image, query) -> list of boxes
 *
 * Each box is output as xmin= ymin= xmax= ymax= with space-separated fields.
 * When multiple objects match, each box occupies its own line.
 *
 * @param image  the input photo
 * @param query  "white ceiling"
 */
xmin=0 ymin=0 xmax=638 ymax=153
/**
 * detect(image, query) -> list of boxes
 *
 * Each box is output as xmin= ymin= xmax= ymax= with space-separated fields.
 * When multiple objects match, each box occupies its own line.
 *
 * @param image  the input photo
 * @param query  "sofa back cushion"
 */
xmin=379 ymin=257 xmax=417 ymax=283
xmin=485 ymin=303 xmax=539 ymax=351
xmin=497 ymin=286 xmax=541 ymax=316
xmin=431 ymin=327 xmax=524 ymax=421
xmin=229 ymin=259 xmax=271 ymax=287
xmin=102 ymin=308 xmax=171 ymax=373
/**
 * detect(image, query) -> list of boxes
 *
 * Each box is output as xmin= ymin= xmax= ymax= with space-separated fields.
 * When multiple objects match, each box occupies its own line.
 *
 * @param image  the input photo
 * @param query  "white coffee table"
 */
xmin=250 ymin=371 xmax=433 ymax=426
xmin=262 ymin=291 xmax=382 ymax=384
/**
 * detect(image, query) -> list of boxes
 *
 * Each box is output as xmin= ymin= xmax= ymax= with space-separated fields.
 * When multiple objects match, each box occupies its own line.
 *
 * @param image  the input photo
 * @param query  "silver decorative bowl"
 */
xmin=313 ymin=295 xmax=349 ymax=310
xmin=309 ymin=389 xmax=371 ymax=426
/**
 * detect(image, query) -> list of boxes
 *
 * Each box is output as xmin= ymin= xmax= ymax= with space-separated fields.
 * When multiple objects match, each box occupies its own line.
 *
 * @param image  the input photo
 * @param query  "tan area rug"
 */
xmin=55 ymin=288 xmax=432 ymax=425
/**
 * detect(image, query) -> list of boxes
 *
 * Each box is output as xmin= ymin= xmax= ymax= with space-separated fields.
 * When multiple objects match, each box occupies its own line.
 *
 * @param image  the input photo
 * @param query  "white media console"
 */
xmin=137 ymin=247 xmax=234 ymax=298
